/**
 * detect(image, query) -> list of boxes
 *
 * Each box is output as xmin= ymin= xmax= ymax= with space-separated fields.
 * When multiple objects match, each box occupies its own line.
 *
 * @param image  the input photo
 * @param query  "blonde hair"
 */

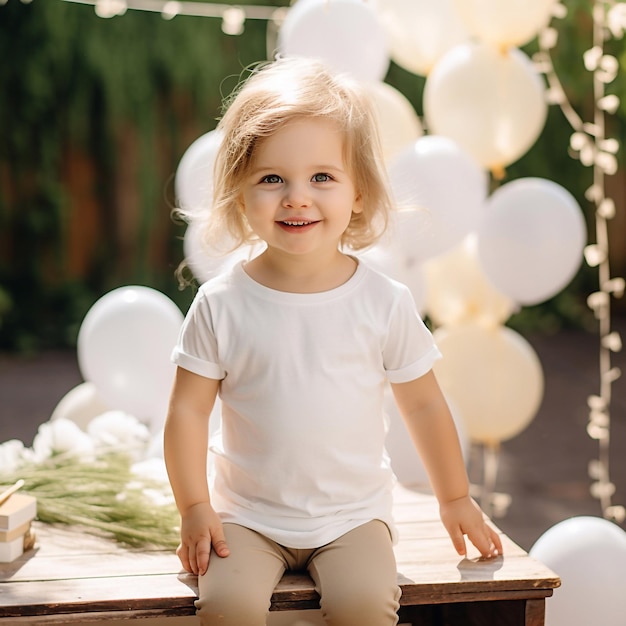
xmin=196 ymin=56 xmax=392 ymax=254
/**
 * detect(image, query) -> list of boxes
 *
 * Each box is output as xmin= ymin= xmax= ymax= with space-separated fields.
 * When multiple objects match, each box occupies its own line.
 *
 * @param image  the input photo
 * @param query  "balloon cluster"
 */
xmin=51 ymin=285 xmax=223 ymax=458
xmin=176 ymin=0 xmax=587 ymax=459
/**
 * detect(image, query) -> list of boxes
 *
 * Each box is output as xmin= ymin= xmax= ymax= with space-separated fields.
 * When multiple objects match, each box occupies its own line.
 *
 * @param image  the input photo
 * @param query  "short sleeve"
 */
xmin=171 ymin=289 xmax=225 ymax=380
xmin=383 ymin=286 xmax=441 ymax=383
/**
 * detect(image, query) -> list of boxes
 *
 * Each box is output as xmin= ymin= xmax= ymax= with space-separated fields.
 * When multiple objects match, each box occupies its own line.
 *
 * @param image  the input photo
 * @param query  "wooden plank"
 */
xmin=0 ymin=574 xmax=196 ymax=616
xmin=4 ymin=526 xmax=552 ymax=594
xmin=395 ymin=551 xmax=558 ymax=587
xmin=0 ymin=556 xmax=557 ymax=617
xmin=395 ymin=544 xmax=559 ymax=592
xmin=395 ymin=534 xmax=526 ymax=561
xmin=0 ymin=485 xmax=559 ymax=622
xmin=3 ymin=550 xmax=180 ymax=583
xmin=524 ymin=598 xmax=547 ymax=626
xmin=440 ymin=599 xmax=526 ymax=626
xmin=0 ymin=549 xmax=556 ymax=610
xmin=396 ymin=604 xmax=438 ymax=626
xmin=395 ymin=598 xmax=545 ymax=626
xmin=0 ymin=610 xmax=196 ymax=625
xmin=0 ymin=600 xmax=542 ymax=626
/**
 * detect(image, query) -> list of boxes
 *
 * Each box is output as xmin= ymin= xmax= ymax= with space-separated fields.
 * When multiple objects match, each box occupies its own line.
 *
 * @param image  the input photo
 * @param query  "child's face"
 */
xmin=240 ymin=117 xmax=362 ymax=260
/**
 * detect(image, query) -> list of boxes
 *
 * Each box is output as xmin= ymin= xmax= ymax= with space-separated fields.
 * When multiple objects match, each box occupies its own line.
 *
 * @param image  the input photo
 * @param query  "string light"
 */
xmin=59 ymin=0 xmax=288 ymax=30
xmin=94 ymin=0 xmax=126 ymax=17
xmin=536 ymin=1 xmax=625 ymax=524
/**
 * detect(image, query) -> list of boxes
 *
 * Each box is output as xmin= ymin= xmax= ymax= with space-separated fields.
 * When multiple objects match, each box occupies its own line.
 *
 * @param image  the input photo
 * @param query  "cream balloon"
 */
xmin=371 ymin=0 xmax=469 ymax=76
xmin=423 ymin=43 xmax=548 ymax=171
xmin=452 ymin=0 xmax=557 ymax=49
xmin=277 ymin=0 xmax=390 ymax=82
xmin=50 ymin=382 xmax=110 ymax=430
xmin=433 ymin=324 xmax=544 ymax=443
xmin=530 ymin=517 xmax=626 ymax=626
xmin=388 ymin=135 xmax=488 ymax=263
xmin=362 ymin=81 xmax=423 ymax=164
xmin=174 ymin=129 xmax=223 ymax=216
xmin=476 ymin=178 xmax=587 ymax=306
xmin=424 ymin=235 xmax=516 ymax=328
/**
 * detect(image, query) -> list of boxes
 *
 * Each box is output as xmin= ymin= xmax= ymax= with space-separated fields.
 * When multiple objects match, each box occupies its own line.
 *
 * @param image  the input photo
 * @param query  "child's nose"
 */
xmin=282 ymin=183 xmax=312 ymax=208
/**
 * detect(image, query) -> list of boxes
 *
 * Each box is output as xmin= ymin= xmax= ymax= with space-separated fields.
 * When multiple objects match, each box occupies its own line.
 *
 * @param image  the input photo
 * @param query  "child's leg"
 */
xmin=195 ymin=523 xmax=287 ymax=626
xmin=307 ymin=520 xmax=401 ymax=626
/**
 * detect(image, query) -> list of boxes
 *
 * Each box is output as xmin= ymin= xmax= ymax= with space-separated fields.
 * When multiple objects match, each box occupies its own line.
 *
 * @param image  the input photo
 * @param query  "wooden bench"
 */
xmin=0 ymin=485 xmax=559 ymax=625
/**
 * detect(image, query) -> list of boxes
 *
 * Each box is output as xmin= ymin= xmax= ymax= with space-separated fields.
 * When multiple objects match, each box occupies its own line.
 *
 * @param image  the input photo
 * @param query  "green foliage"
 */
xmin=0 ymin=453 xmax=180 ymax=548
xmin=0 ymin=0 xmax=284 ymax=352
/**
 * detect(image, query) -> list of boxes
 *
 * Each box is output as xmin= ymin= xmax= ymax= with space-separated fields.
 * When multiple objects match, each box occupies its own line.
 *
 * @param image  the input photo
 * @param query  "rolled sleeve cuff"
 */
xmin=386 ymin=346 xmax=442 ymax=384
xmin=171 ymin=347 xmax=225 ymax=380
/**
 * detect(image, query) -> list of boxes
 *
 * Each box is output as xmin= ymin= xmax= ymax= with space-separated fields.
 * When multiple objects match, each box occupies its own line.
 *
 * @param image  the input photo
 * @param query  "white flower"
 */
xmin=141 ymin=488 xmax=175 ymax=507
xmin=145 ymin=429 xmax=164 ymax=460
xmin=31 ymin=418 xmax=95 ymax=463
xmin=87 ymin=411 xmax=150 ymax=459
xmin=130 ymin=458 xmax=175 ymax=506
xmin=131 ymin=457 xmax=170 ymax=484
xmin=0 ymin=439 xmax=27 ymax=473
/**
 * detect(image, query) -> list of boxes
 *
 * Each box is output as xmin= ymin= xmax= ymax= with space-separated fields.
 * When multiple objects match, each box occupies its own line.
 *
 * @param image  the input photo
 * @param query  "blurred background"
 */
xmin=2 ymin=0 xmax=625 ymax=353
xmin=0 ymin=0 xmax=625 ymax=552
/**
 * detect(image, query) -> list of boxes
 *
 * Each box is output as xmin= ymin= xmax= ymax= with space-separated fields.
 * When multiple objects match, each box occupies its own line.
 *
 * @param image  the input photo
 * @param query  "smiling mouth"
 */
xmin=278 ymin=220 xmax=319 ymax=227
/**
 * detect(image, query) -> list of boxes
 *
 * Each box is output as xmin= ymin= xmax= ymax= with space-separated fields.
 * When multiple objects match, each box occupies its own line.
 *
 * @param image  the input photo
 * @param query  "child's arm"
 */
xmin=164 ymin=366 xmax=230 ymax=576
xmin=391 ymin=370 xmax=503 ymax=559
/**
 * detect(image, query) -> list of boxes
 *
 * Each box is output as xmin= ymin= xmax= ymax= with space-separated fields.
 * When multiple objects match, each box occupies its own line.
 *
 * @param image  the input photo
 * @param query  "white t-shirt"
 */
xmin=172 ymin=260 xmax=441 ymax=548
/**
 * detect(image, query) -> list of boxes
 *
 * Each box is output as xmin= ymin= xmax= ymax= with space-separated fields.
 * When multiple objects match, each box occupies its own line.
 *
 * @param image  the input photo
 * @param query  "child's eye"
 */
xmin=261 ymin=174 xmax=282 ymax=184
xmin=312 ymin=173 xmax=332 ymax=183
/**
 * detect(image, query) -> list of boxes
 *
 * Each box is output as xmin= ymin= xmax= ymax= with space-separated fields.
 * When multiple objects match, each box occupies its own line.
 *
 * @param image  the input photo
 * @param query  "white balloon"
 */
xmin=452 ymin=0 xmax=557 ymax=49
xmin=357 ymin=245 xmax=427 ymax=314
xmin=175 ymin=129 xmax=223 ymax=215
xmin=277 ymin=0 xmax=390 ymax=82
xmin=530 ymin=516 xmax=626 ymax=626
xmin=362 ymin=81 xmax=423 ymax=164
xmin=183 ymin=219 xmax=230 ymax=284
xmin=183 ymin=219 xmax=265 ymax=284
xmin=433 ymin=324 xmax=544 ymax=443
xmin=476 ymin=178 xmax=587 ymax=306
xmin=50 ymin=382 xmax=110 ymax=430
xmin=395 ymin=260 xmax=427 ymax=316
xmin=385 ymin=388 xmax=469 ymax=486
xmin=423 ymin=43 xmax=548 ymax=171
xmin=424 ymin=235 xmax=516 ymax=328
xmin=388 ymin=135 xmax=488 ymax=263
xmin=77 ymin=286 xmax=184 ymax=433
xmin=371 ymin=0 xmax=469 ymax=76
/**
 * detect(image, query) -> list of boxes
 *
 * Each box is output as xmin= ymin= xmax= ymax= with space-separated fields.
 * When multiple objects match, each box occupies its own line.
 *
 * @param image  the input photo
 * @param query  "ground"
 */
xmin=1 ymin=318 xmax=625 ymax=551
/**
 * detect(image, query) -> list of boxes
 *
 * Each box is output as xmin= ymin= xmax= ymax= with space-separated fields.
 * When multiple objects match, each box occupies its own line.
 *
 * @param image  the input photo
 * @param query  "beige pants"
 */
xmin=195 ymin=520 xmax=401 ymax=626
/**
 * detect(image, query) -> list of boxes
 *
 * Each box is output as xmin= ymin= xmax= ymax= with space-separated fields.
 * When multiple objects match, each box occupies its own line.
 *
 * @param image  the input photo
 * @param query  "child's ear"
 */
xmin=353 ymin=192 xmax=364 ymax=214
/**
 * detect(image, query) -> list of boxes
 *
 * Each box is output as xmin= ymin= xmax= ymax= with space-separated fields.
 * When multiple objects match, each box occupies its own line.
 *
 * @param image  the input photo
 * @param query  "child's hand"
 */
xmin=177 ymin=501 xmax=230 ymax=576
xmin=439 ymin=495 xmax=503 ymax=560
